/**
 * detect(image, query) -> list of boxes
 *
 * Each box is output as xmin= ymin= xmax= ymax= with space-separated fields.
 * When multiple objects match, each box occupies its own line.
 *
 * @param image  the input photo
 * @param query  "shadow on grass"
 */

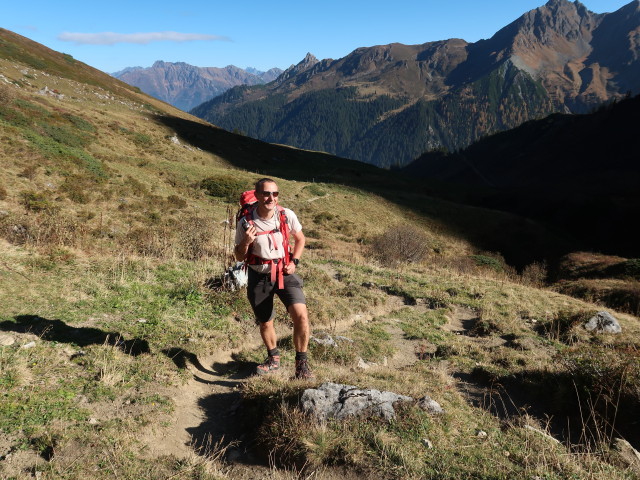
xmin=154 ymin=114 xmax=572 ymax=269
xmin=455 ymin=367 xmax=640 ymax=450
xmin=0 ymin=314 xmax=150 ymax=355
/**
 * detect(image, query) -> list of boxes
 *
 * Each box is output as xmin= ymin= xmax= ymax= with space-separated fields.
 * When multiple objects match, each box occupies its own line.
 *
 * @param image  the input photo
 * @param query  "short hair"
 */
xmin=255 ymin=177 xmax=277 ymax=192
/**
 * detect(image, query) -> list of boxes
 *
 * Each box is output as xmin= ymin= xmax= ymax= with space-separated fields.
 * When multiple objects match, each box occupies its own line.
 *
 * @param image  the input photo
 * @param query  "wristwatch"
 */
xmin=292 ymin=258 xmax=299 ymax=266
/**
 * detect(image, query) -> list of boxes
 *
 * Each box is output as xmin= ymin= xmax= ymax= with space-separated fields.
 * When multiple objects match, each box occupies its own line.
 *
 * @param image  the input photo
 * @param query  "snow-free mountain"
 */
xmin=191 ymin=0 xmax=640 ymax=168
xmin=113 ymin=61 xmax=282 ymax=111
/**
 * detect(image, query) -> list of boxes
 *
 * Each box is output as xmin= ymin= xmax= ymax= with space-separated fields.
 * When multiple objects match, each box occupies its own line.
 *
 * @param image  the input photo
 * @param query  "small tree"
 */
xmin=371 ymin=223 xmax=430 ymax=268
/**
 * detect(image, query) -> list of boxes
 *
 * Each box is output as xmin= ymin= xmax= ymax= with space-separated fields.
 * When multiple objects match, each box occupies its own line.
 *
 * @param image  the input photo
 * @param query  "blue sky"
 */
xmin=3 ymin=0 xmax=632 ymax=74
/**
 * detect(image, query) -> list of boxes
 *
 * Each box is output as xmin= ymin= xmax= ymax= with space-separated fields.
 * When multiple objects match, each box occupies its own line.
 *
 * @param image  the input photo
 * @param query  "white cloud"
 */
xmin=57 ymin=31 xmax=230 ymax=45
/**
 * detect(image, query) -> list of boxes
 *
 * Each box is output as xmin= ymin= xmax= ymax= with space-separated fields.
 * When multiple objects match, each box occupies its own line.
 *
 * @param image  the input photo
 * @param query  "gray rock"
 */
xmin=335 ymin=335 xmax=353 ymax=344
xmin=417 ymin=395 xmax=444 ymax=415
xmin=613 ymin=437 xmax=640 ymax=471
xmin=584 ymin=311 xmax=622 ymax=334
xmin=301 ymin=382 xmax=413 ymax=421
xmin=311 ymin=332 xmax=337 ymax=347
xmin=0 ymin=334 xmax=15 ymax=347
xmin=312 ymin=333 xmax=354 ymax=348
xmin=523 ymin=425 xmax=560 ymax=444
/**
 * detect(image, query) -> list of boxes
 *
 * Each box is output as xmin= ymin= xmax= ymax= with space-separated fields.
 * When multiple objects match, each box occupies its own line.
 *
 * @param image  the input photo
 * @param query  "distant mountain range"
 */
xmin=191 ymin=0 xmax=640 ymax=168
xmin=112 ymin=61 xmax=282 ymax=111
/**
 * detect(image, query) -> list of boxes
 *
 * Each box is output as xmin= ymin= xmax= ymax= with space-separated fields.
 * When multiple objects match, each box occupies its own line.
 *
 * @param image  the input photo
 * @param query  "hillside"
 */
xmin=191 ymin=0 xmax=640 ymax=168
xmin=113 ymin=61 xmax=283 ymax=112
xmin=403 ymin=93 xmax=640 ymax=259
xmin=2 ymin=27 xmax=640 ymax=480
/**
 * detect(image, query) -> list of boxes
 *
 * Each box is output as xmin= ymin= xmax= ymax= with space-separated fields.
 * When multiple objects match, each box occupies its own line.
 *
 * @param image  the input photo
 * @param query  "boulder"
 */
xmin=613 ymin=437 xmax=640 ymax=471
xmin=584 ymin=311 xmax=622 ymax=334
xmin=417 ymin=395 xmax=444 ymax=415
xmin=301 ymin=382 xmax=413 ymax=421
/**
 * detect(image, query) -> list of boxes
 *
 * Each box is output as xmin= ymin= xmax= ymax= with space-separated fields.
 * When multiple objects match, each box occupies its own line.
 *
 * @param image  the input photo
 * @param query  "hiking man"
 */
xmin=234 ymin=178 xmax=313 ymax=379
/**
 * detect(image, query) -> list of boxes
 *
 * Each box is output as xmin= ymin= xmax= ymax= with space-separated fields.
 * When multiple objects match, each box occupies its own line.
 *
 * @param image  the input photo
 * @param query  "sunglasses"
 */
xmin=259 ymin=191 xmax=279 ymax=197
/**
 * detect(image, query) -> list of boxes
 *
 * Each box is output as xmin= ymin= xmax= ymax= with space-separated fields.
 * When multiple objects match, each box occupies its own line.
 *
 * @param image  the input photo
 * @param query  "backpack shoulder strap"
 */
xmin=277 ymin=206 xmax=291 ymax=265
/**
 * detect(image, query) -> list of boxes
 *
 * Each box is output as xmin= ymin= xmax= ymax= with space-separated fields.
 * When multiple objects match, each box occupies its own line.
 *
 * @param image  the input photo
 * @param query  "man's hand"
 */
xmin=241 ymin=224 xmax=257 ymax=245
xmin=283 ymin=261 xmax=296 ymax=275
xmin=234 ymin=225 xmax=257 ymax=261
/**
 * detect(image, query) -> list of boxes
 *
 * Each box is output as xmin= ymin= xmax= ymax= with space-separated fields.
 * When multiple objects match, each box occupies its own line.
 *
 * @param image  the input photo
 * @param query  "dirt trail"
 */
xmin=145 ymin=283 xmax=408 ymax=469
xmin=145 ymin=266 xmax=477 ymax=477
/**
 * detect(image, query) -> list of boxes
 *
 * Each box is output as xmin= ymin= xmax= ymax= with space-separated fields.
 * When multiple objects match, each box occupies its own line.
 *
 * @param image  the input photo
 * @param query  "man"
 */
xmin=234 ymin=178 xmax=313 ymax=379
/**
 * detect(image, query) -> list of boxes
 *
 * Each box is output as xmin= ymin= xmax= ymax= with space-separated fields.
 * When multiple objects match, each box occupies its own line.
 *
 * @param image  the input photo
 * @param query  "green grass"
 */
xmin=1 ymin=39 xmax=639 ymax=480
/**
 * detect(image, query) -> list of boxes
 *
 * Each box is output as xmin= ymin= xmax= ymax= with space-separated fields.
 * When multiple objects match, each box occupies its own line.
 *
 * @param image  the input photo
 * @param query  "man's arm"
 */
xmin=290 ymin=229 xmax=305 ymax=261
xmin=284 ymin=229 xmax=305 ymax=274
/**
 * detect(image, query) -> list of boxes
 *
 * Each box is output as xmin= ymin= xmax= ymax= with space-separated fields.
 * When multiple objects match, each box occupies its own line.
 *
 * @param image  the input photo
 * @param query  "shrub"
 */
xmin=60 ymin=175 xmax=91 ymax=204
xmin=304 ymin=184 xmax=328 ymax=197
xmin=620 ymin=259 xmax=640 ymax=280
xmin=0 ymin=210 xmax=86 ymax=247
xmin=470 ymin=254 xmax=504 ymax=272
xmin=370 ymin=223 xmax=430 ymax=267
xmin=166 ymin=195 xmax=187 ymax=209
xmin=521 ymin=260 xmax=548 ymax=287
xmin=200 ymin=175 xmax=247 ymax=203
xmin=0 ymin=83 xmax=16 ymax=106
xmin=18 ymin=165 xmax=38 ymax=180
xmin=177 ymin=215 xmax=216 ymax=260
xmin=20 ymin=191 xmax=57 ymax=213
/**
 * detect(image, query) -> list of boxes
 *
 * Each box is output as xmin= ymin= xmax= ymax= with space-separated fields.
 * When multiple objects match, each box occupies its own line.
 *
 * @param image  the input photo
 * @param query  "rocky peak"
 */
xmin=275 ymin=53 xmax=319 ymax=83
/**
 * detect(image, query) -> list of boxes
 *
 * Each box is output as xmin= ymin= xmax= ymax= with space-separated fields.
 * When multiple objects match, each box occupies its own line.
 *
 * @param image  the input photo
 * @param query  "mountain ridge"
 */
xmin=191 ymin=0 xmax=640 ymax=167
xmin=113 ymin=61 xmax=283 ymax=111
xmin=403 ymin=93 xmax=640 ymax=258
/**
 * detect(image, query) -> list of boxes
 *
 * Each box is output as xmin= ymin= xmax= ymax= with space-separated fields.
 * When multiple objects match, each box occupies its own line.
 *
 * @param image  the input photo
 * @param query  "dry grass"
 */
xmin=2 ymin=40 xmax=639 ymax=480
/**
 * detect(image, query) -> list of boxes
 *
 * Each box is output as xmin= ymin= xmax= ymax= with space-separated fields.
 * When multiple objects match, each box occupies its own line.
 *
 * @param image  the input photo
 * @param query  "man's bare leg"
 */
xmin=287 ymin=303 xmax=310 ymax=352
xmin=259 ymin=319 xmax=278 ymax=351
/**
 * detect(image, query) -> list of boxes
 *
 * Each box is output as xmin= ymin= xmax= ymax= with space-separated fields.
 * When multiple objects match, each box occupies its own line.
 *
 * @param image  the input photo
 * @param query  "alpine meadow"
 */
xmin=2 ymin=6 xmax=640 ymax=480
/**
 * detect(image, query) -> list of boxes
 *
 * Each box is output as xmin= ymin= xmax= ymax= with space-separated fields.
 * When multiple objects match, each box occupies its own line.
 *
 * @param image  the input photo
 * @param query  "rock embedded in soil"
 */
xmin=584 ymin=311 xmax=622 ymax=334
xmin=0 ymin=334 xmax=15 ymax=347
xmin=417 ymin=395 xmax=444 ymax=415
xmin=301 ymin=382 xmax=413 ymax=421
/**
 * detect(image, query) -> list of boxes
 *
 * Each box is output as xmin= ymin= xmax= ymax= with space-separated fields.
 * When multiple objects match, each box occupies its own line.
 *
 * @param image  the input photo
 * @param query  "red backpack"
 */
xmin=237 ymin=190 xmax=291 ymax=288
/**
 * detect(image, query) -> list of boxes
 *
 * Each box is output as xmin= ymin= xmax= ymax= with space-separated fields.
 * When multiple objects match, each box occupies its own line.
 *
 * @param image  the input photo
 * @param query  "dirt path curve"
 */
xmin=144 ymin=278 xmax=408 ymax=469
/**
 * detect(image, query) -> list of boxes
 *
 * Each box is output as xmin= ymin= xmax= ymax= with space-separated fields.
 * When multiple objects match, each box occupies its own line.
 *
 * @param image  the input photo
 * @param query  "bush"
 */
xmin=0 ymin=83 xmax=16 ymax=106
xmin=521 ymin=261 xmax=548 ymax=287
xmin=470 ymin=254 xmax=504 ymax=272
xmin=200 ymin=175 xmax=247 ymax=203
xmin=20 ymin=191 xmax=57 ymax=213
xmin=619 ymin=259 xmax=640 ymax=280
xmin=371 ymin=223 xmax=430 ymax=267
xmin=166 ymin=195 xmax=187 ymax=209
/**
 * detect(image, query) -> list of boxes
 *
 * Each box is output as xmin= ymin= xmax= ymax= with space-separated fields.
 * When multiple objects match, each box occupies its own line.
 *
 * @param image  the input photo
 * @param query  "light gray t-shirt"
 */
xmin=235 ymin=207 xmax=302 ymax=273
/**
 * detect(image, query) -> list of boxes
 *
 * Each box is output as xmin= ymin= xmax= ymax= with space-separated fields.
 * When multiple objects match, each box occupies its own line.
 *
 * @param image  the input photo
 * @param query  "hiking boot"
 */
xmin=294 ymin=358 xmax=314 ymax=380
xmin=256 ymin=355 xmax=280 ymax=375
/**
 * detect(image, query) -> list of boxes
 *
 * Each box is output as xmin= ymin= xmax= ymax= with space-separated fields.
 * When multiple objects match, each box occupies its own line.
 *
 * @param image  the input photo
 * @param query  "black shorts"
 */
xmin=247 ymin=268 xmax=306 ymax=323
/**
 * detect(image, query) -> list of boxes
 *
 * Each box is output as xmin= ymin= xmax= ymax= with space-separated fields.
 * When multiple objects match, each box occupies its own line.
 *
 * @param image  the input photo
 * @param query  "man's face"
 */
xmin=257 ymin=181 xmax=279 ymax=213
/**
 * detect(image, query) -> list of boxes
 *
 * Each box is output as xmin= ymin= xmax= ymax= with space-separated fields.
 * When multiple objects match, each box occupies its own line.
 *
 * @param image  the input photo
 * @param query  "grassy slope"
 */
xmin=1 ymin=29 xmax=639 ymax=479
